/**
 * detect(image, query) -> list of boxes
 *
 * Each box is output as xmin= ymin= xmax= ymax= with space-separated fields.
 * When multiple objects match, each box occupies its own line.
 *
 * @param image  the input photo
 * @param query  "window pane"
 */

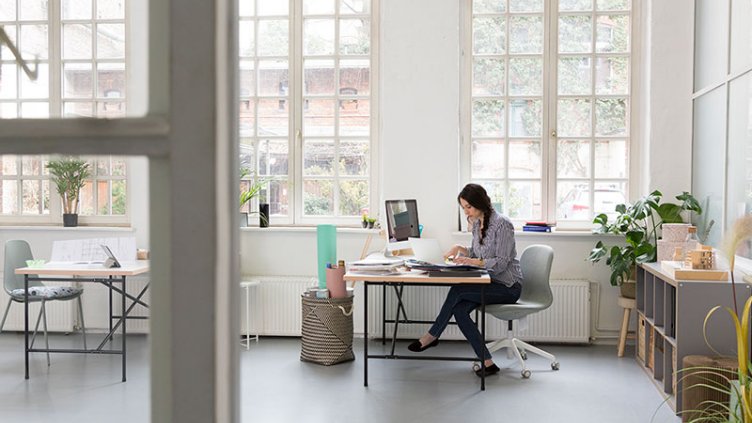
xmin=268 ymin=179 xmax=289 ymax=215
xmin=112 ymin=180 xmax=126 ymax=215
xmin=509 ymin=99 xmax=542 ymax=138
xmin=21 ymin=101 xmax=48 ymax=117
xmin=509 ymin=0 xmax=542 ymax=12
xmin=339 ymin=179 xmax=368 ymax=216
xmin=304 ymin=19 xmax=335 ymax=56
xmin=597 ymin=0 xmax=629 ymax=11
xmin=20 ymin=63 xmax=49 ymax=98
xmin=258 ymin=59 xmax=289 ymax=96
xmin=480 ymin=181 xmax=505 ymax=213
xmin=557 ymin=98 xmax=592 ymax=137
xmin=304 ymin=140 xmax=335 ymax=176
xmin=340 ymin=0 xmax=370 ymax=14
xmin=472 ymin=140 xmax=505 ymax=179
xmin=20 ymin=24 xmax=48 ymax=59
xmin=96 ymin=158 xmax=109 ymax=175
xmin=0 ymin=1 xmax=16 ymax=20
xmin=64 ymin=102 xmax=94 ymax=117
xmin=558 ymin=57 xmax=592 ymax=95
xmin=97 ymin=23 xmax=125 ymax=59
xmin=303 ymin=99 xmax=336 ymax=136
xmin=0 ymin=64 xmax=18 ymax=99
xmin=339 ymin=140 xmax=369 ymax=176
xmin=473 ymin=17 xmax=505 ymax=55
xmin=257 ymin=20 xmax=289 ymax=56
xmin=595 ymin=56 xmax=628 ymax=95
xmin=239 ymin=21 xmax=255 ymax=57
xmin=473 ymin=0 xmax=506 ymax=13
xmin=112 ymin=158 xmax=126 ymax=176
xmin=0 ymin=24 xmax=17 ymax=59
xmin=472 ymin=99 xmax=504 ymax=137
xmin=257 ymin=98 xmax=288 ymax=136
xmin=64 ymin=63 xmax=94 ymax=98
xmin=304 ymin=0 xmax=335 ymax=15
xmin=304 ymin=180 xmax=333 ymax=215
xmin=508 ymin=181 xmax=541 ymax=219
xmin=63 ymin=24 xmax=92 ymax=60
xmin=596 ymin=15 xmax=629 ymax=53
xmin=508 ymin=57 xmax=542 ymax=96
xmin=559 ymin=15 xmax=592 ymax=53
xmin=694 ymin=0 xmax=728 ymax=91
xmin=96 ymin=0 xmax=124 ymax=19
xmin=557 ymin=139 xmax=590 ymax=178
xmin=594 ymin=139 xmax=627 ymax=178
xmin=508 ymin=140 xmax=540 ymax=178
xmin=594 ymin=181 xmax=626 ymax=217
xmin=239 ymin=0 xmax=254 ymax=17
xmin=239 ymin=100 xmax=255 ymax=137
xmin=557 ymin=181 xmax=590 ymax=220
xmin=727 ymin=73 xmax=752 ymax=259
xmin=304 ymin=59 xmax=335 ymax=95
xmin=340 ymin=18 xmax=370 ymax=55
xmin=731 ymin=0 xmax=752 ymax=73
xmin=2 ymin=156 xmax=18 ymax=174
xmin=0 ymin=103 xmax=18 ymax=118
xmin=97 ymin=180 xmax=109 ymax=214
xmin=19 ymin=0 xmax=46 ymax=20
xmin=595 ymin=98 xmax=627 ymax=136
xmin=509 ymin=16 xmax=543 ymax=54
xmin=63 ymin=0 xmax=92 ymax=19
xmin=79 ymin=181 xmax=94 ymax=214
xmin=257 ymin=0 xmax=288 ymax=16
xmin=473 ymin=58 xmax=504 ymax=96
xmin=97 ymin=62 xmax=125 ymax=97
xmin=339 ymin=99 xmax=369 ymax=136
xmin=560 ymin=0 xmax=593 ymax=11
xmin=339 ymin=60 xmax=370 ymax=95
xmin=1 ymin=180 xmax=18 ymax=214
xmin=21 ymin=155 xmax=41 ymax=175
xmin=258 ymin=139 xmax=289 ymax=175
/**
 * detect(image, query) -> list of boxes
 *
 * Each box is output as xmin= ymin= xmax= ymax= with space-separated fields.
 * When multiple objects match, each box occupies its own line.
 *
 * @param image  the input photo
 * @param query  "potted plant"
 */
xmin=587 ymin=190 xmax=702 ymax=298
xmin=239 ymin=168 xmax=268 ymax=227
xmin=361 ymin=212 xmax=369 ymax=228
xmin=46 ymin=157 xmax=91 ymax=227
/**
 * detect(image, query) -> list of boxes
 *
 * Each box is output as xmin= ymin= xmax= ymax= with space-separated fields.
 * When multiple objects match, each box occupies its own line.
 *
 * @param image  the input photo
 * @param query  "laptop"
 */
xmin=101 ymin=244 xmax=122 ymax=268
xmin=408 ymin=237 xmax=445 ymax=265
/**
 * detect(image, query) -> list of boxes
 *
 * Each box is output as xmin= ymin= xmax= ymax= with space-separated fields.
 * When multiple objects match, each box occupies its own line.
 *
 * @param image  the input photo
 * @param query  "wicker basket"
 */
xmin=300 ymin=295 xmax=355 ymax=366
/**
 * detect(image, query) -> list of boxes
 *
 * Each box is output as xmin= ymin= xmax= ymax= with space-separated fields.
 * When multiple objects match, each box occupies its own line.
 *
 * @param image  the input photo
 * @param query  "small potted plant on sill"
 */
xmin=239 ymin=168 xmax=268 ymax=227
xmin=46 ymin=156 xmax=91 ymax=227
xmin=361 ymin=212 xmax=369 ymax=228
xmin=587 ymin=190 xmax=702 ymax=299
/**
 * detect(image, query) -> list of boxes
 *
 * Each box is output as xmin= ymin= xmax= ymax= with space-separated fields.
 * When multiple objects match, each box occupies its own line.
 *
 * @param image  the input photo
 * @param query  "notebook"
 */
xmin=408 ymin=237 xmax=445 ymax=264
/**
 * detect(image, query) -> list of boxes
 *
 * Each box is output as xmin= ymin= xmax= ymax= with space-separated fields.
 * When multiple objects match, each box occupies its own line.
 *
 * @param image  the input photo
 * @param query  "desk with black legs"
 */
xmin=343 ymin=271 xmax=491 ymax=390
xmin=15 ymin=261 xmax=150 ymax=382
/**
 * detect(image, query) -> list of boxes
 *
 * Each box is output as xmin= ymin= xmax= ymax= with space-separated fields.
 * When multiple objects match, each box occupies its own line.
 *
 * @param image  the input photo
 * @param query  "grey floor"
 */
xmin=0 ymin=333 xmax=680 ymax=423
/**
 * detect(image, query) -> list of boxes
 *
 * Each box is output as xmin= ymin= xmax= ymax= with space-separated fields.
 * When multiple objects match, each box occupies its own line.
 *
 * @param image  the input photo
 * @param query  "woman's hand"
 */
xmin=444 ymin=245 xmax=467 ymax=261
xmin=453 ymin=256 xmax=484 ymax=267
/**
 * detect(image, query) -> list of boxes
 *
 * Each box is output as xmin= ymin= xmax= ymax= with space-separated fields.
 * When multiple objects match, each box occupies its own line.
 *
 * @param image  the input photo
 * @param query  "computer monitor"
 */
xmin=385 ymin=199 xmax=419 ymax=252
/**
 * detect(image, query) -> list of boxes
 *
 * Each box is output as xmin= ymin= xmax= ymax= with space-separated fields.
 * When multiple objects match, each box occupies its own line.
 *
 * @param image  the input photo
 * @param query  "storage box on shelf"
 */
xmin=636 ymin=262 xmax=749 ymax=413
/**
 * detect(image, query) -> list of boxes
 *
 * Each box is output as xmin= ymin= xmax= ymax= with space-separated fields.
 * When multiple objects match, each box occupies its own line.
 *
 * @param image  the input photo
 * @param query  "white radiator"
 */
xmin=246 ymin=277 xmax=591 ymax=343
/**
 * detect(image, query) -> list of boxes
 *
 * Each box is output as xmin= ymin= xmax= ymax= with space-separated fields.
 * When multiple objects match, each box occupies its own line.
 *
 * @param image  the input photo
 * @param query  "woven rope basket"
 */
xmin=300 ymin=295 xmax=355 ymax=366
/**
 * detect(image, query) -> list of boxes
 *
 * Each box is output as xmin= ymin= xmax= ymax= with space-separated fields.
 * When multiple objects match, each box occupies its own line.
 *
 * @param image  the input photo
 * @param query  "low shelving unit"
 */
xmin=636 ymin=262 xmax=749 ymax=413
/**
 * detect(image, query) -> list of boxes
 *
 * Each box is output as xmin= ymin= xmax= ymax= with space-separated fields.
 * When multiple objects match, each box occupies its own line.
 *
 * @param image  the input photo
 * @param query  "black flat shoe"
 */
xmin=475 ymin=363 xmax=500 ymax=377
xmin=407 ymin=338 xmax=439 ymax=352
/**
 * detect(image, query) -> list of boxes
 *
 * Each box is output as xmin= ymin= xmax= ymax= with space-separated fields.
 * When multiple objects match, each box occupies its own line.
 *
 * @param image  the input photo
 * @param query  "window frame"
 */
xmin=459 ymin=0 xmax=640 ymax=229
xmin=239 ymin=0 xmax=379 ymax=227
xmin=0 ymin=0 xmax=130 ymax=226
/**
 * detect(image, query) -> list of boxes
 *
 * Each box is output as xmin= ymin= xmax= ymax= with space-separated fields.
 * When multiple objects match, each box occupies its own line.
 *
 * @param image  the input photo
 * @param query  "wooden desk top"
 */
xmin=344 ymin=271 xmax=490 ymax=284
xmin=15 ymin=261 xmax=150 ymax=277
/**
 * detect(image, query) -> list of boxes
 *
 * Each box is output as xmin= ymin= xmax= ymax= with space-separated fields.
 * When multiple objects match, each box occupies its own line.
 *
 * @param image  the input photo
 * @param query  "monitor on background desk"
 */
xmin=385 ymin=199 xmax=419 ymax=253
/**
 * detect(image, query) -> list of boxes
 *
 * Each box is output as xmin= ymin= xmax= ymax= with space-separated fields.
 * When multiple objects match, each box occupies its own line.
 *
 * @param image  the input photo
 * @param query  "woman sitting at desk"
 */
xmin=408 ymin=183 xmax=522 ymax=377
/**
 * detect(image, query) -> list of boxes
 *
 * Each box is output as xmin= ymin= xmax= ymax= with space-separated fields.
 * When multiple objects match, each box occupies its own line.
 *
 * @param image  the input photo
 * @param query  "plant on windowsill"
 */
xmin=586 ymin=190 xmax=702 ymax=299
xmin=46 ymin=156 xmax=91 ymax=227
xmin=239 ymin=168 xmax=268 ymax=227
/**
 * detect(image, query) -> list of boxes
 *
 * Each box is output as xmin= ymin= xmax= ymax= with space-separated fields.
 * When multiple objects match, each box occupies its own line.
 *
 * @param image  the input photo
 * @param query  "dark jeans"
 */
xmin=428 ymin=282 xmax=522 ymax=361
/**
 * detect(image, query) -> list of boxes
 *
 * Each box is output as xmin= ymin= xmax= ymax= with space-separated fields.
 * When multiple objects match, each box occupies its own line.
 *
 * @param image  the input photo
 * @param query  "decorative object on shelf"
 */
xmin=587 ymin=190 xmax=702 ymax=296
xmin=361 ymin=213 xmax=377 ymax=229
xmin=239 ymin=167 xmax=268 ymax=227
xmin=46 ymin=156 xmax=91 ymax=227
xmin=684 ymin=245 xmax=714 ymax=270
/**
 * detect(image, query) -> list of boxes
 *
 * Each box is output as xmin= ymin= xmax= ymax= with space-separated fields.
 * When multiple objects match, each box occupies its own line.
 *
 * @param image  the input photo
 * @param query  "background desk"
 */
xmin=344 ymin=271 xmax=491 ymax=390
xmin=16 ymin=262 xmax=150 ymax=381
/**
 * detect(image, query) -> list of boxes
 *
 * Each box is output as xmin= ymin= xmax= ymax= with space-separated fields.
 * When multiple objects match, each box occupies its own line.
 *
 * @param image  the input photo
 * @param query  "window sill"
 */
xmin=241 ymin=226 xmax=381 ymax=235
xmin=0 ymin=225 xmax=135 ymax=232
xmin=452 ymin=230 xmax=623 ymax=238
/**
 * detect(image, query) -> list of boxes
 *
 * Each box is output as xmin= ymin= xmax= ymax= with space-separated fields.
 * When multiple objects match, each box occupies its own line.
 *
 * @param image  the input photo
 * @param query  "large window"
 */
xmin=0 ymin=0 xmax=128 ymax=224
xmin=239 ymin=0 xmax=376 ymax=225
xmin=463 ymin=0 xmax=632 ymax=226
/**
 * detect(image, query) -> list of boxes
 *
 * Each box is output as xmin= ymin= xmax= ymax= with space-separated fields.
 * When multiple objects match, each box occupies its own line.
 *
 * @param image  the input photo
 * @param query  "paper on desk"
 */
xmin=51 ymin=237 xmax=137 ymax=262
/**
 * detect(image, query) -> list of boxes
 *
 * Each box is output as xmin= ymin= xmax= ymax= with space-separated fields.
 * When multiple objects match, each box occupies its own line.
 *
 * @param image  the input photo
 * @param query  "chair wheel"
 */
xmin=521 ymin=369 xmax=531 ymax=379
xmin=472 ymin=362 xmax=481 ymax=372
xmin=551 ymin=362 xmax=560 ymax=370
xmin=519 ymin=350 xmax=528 ymax=360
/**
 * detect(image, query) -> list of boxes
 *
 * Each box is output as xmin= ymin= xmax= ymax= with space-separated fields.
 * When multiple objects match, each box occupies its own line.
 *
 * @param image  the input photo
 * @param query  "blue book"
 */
xmin=522 ymin=225 xmax=552 ymax=232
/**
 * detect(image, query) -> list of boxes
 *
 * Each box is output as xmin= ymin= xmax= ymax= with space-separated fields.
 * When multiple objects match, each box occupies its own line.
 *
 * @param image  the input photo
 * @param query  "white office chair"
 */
xmin=483 ymin=244 xmax=558 ymax=378
xmin=0 ymin=240 xmax=87 ymax=365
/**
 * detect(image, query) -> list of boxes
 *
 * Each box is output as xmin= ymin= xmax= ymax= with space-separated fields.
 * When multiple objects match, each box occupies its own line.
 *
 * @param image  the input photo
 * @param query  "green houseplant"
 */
xmin=239 ymin=168 xmax=268 ymax=227
xmin=46 ymin=157 xmax=91 ymax=227
xmin=587 ymin=190 xmax=702 ymax=296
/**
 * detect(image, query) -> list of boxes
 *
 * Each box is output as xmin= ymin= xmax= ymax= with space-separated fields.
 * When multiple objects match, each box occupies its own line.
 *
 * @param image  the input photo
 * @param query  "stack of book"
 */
xmin=522 ymin=221 xmax=555 ymax=232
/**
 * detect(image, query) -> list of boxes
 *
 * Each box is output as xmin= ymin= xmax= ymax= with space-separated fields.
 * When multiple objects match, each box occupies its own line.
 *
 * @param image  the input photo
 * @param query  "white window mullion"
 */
xmin=544 ymin=0 xmax=556 ymax=224
xmin=292 ymin=0 xmax=303 ymax=225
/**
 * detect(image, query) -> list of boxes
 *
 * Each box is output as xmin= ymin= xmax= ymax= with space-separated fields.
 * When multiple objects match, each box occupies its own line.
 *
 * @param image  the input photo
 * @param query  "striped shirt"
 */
xmin=467 ymin=211 xmax=523 ymax=287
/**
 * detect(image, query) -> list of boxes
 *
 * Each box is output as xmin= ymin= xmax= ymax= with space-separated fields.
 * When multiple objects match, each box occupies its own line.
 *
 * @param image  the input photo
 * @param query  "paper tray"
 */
xmin=660 ymin=261 xmax=729 ymax=281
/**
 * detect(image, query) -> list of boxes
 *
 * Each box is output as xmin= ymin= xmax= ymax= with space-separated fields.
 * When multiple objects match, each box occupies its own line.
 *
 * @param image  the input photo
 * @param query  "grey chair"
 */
xmin=0 ymin=240 xmax=87 ymax=365
xmin=483 ymin=244 xmax=559 ymax=378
